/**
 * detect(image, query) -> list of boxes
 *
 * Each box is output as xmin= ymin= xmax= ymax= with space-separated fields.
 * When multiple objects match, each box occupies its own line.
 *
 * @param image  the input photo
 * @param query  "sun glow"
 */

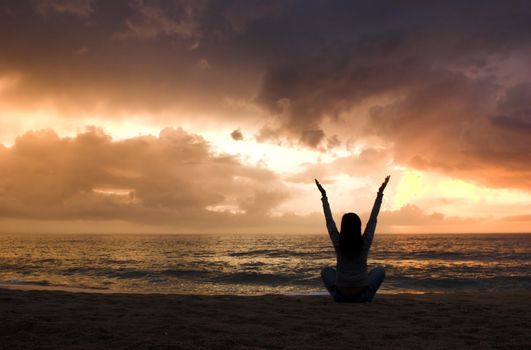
xmin=392 ymin=169 xmax=531 ymax=218
xmin=392 ymin=169 xmax=424 ymax=209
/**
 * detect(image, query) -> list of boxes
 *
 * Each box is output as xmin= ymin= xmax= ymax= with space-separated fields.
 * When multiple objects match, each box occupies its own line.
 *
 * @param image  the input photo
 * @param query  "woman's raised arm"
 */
xmin=364 ymin=176 xmax=390 ymax=247
xmin=315 ymin=179 xmax=339 ymax=251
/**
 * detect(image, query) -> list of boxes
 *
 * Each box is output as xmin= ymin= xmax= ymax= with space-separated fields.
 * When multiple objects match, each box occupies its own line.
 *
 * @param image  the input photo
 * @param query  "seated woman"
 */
xmin=315 ymin=176 xmax=389 ymax=302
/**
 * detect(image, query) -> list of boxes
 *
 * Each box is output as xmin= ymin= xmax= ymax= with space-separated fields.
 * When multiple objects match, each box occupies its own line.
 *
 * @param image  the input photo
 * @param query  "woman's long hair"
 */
xmin=339 ymin=212 xmax=363 ymax=259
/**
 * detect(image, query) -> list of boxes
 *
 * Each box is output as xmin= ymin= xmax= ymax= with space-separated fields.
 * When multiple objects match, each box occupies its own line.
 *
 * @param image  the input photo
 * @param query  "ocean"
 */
xmin=0 ymin=233 xmax=529 ymax=295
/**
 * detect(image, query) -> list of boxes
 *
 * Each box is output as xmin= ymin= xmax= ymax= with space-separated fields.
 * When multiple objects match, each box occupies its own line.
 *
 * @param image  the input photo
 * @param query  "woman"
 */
xmin=315 ymin=176 xmax=389 ymax=302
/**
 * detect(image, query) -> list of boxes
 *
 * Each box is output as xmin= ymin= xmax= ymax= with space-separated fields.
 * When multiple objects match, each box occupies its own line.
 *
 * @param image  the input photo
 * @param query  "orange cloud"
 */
xmin=0 ymin=127 xmax=289 ymax=229
xmin=2 ymin=127 xmax=520 ymax=233
xmin=230 ymin=129 xmax=243 ymax=141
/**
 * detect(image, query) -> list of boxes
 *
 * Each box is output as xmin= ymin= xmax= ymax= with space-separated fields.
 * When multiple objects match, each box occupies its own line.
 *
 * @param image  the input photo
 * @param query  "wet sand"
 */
xmin=0 ymin=288 xmax=529 ymax=349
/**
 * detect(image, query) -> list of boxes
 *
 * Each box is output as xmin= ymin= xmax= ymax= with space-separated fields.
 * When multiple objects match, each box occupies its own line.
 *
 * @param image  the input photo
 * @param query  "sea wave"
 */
xmin=1 ymin=233 xmax=530 ymax=295
xmin=0 ymin=279 xmax=51 ymax=286
xmin=229 ymin=249 xmax=319 ymax=258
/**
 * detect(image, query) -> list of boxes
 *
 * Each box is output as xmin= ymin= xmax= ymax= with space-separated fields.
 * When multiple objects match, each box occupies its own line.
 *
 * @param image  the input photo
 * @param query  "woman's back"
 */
xmin=321 ymin=190 xmax=383 ymax=287
xmin=335 ymin=239 xmax=370 ymax=287
xmin=316 ymin=176 xmax=389 ymax=302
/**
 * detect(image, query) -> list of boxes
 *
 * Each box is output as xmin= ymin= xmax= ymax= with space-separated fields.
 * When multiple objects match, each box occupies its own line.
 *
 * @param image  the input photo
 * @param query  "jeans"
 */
xmin=321 ymin=266 xmax=385 ymax=302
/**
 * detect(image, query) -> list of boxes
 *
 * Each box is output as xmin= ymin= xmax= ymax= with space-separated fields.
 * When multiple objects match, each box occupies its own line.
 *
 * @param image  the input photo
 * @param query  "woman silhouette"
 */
xmin=315 ymin=176 xmax=389 ymax=302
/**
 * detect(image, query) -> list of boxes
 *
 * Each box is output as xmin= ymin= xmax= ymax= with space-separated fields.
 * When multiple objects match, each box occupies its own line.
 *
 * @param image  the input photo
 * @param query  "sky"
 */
xmin=0 ymin=0 xmax=530 ymax=234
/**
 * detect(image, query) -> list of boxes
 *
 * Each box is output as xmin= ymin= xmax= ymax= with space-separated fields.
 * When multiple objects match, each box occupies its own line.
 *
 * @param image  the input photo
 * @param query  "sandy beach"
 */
xmin=0 ymin=288 xmax=529 ymax=349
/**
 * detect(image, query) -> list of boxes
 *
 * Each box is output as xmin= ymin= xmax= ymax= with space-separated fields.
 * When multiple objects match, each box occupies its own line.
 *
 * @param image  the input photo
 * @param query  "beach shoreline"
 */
xmin=1 ymin=287 xmax=529 ymax=349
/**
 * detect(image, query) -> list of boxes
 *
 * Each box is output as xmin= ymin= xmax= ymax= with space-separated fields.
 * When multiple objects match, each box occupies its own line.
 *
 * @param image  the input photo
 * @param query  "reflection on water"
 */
xmin=0 ymin=233 xmax=529 ymax=295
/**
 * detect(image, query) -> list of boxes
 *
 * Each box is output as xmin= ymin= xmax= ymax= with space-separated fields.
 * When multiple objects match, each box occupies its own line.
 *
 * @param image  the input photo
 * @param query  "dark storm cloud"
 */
xmin=113 ymin=0 xmax=206 ymax=49
xmin=250 ymin=1 xmax=531 ymax=137
xmin=243 ymin=0 xmax=531 ymax=189
xmin=33 ymin=0 xmax=94 ymax=16
xmin=0 ymin=0 xmax=258 ymax=115
xmin=1 ymin=0 xmax=530 ymax=190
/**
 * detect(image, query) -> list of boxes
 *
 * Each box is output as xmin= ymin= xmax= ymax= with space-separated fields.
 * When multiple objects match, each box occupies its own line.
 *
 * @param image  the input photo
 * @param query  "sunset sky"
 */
xmin=0 ymin=0 xmax=530 ymax=233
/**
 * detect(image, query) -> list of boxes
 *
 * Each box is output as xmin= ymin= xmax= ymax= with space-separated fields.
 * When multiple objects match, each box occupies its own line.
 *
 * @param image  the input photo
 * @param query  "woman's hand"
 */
xmin=379 ymin=175 xmax=390 ymax=193
xmin=315 ymin=179 xmax=326 ymax=197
